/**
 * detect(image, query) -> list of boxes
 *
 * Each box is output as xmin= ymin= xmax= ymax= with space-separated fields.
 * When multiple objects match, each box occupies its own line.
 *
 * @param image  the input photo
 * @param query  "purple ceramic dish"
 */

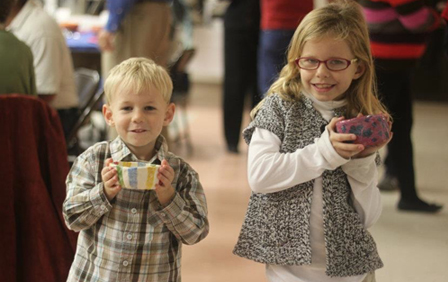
xmin=335 ymin=114 xmax=390 ymax=148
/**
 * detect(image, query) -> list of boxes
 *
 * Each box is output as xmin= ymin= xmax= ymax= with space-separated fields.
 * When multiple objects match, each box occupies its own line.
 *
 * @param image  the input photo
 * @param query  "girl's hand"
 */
xmin=353 ymin=114 xmax=393 ymax=158
xmin=155 ymin=159 xmax=176 ymax=207
xmin=101 ymin=158 xmax=122 ymax=201
xmin=327 ymin=116 xmax=365 ymax=159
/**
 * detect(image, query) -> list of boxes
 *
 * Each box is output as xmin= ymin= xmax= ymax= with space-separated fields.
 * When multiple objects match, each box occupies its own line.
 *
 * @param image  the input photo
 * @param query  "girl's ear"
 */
xmin=353 ymin=62 xmax=366 ymax=80
xmin=102 ymin=104 xmax=115 ymax=127
xmin=163 ymin=103 xmax=176 ymax=126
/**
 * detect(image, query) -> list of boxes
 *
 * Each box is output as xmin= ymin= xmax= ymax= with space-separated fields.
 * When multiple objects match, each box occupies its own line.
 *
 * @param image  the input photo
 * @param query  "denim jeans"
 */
xmin=257 ymin=29 xmax=295 ymax=96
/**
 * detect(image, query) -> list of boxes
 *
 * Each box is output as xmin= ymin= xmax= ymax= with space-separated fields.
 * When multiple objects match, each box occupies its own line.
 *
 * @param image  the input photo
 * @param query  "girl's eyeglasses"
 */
xmin=295 ymin=57 xmax=358 ymax=71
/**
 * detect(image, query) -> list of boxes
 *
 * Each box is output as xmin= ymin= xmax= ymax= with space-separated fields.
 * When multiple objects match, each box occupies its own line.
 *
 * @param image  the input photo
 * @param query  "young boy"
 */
xmin=63 ymin=58 xmax=209 ymax=282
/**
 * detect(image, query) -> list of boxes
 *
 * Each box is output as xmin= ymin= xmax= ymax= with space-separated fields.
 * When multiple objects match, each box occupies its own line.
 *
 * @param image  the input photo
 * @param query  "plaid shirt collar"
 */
xmin=109 ymin=135 xmax=168 ymax=163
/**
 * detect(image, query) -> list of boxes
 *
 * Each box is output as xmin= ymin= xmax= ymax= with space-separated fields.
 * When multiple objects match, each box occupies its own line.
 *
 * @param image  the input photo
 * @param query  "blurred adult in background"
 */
xmin=257 ymin=0 xmax=313 ymax=97
xmin=223 ymin=0 xmax=261 ymax=153
xmin=98 ymin=0 xmax=173 ymax=144
xmin=6 ymin=0 xmax=79 ymax=140
xmin=98 ymin=0 xmax=172 ymax=74
xmin=0 ymin=0 xmax=36 ymax=96
xmin=359 ymin=0 xmax=443 ymax=212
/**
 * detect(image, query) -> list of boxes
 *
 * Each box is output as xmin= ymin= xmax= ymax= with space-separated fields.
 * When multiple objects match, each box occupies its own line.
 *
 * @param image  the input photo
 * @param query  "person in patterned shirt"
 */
xmin=359 ymin=0 xmax=443 ymax=212
xmin=63 ymin=57 xmax=209 ymax=282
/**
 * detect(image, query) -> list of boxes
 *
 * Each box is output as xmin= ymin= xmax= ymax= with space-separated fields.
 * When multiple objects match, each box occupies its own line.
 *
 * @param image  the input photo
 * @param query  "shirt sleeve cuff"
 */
xmin=156 ymin=192 xmax=186 ymax=223
xmin=342 ymin=153 xmax=377 ymax=181
xmin=89 ymin=183 xmax=112 ymax=216
xmin=317 ymin=128 xmax=349 ymax=169
xmin=343 ymin=153 xmax=376 ymax=169
xmin=105 ymin=22 xmax=119 ymax=33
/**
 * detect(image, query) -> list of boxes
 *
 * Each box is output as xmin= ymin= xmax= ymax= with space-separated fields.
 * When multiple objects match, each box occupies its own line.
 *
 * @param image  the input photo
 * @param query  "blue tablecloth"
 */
xmin=66 ymin=32 xmax=100 ymax=53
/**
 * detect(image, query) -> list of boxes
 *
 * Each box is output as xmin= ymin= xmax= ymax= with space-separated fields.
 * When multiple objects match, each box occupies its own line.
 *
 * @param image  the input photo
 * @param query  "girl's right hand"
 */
xmin=101 ymin=158 xmax=122 ymax=201
xmin=327 ymin=117 xmax=365 ymax=159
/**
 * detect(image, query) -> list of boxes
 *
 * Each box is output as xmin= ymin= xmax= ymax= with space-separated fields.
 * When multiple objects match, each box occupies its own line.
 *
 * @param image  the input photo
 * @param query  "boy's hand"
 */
xmin=327 ymin=116 xmax=364 ymax=159
xmin=155 ymin=159 xmax=175 ymax=207
xmin=101 ymin=158 xmax=122 ymax=201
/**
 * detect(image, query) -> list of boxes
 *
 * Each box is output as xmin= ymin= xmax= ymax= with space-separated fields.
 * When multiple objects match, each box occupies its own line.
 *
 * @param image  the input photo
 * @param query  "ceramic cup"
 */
xmin=109 ymin=161 xmax=160 ymax=190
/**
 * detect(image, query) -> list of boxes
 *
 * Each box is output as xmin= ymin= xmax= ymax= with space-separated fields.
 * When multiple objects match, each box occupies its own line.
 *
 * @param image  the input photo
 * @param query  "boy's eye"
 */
xmin=121 ymin=106 xmax=132 ymax=111
xmin=145 ymin=106 xmax=156 ymax=111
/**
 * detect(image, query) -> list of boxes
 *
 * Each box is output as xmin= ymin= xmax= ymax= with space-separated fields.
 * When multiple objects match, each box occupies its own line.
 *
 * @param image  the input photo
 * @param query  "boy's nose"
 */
xmin=132 ymin=110 xmax=144 ymax=122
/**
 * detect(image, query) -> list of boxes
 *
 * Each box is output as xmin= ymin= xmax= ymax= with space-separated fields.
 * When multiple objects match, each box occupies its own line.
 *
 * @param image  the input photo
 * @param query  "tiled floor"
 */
xmin=171 ymin=82 xmax=448 ymax=282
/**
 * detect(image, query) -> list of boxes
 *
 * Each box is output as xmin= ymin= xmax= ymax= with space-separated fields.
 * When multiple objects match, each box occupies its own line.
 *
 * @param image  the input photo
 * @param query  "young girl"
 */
xmin=233 ymin=1 xmax=391 ymax=281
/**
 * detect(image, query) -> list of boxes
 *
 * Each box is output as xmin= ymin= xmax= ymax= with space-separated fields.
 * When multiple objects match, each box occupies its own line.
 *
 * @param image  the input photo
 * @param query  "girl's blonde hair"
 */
xmin=252 ymin=0 xmax=388 ymax=119
xmin=104 ymin=57 xmax=173 ymax=104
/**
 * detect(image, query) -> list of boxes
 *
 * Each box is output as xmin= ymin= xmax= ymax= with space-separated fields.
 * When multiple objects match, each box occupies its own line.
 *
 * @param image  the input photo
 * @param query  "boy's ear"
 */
xmin=102 ymin=104 xmax=115 ymax=127
xmin=353 ymin=62 xmax=366 ymax=80
xmin=163 ymin=103 xmax=176 ymax=126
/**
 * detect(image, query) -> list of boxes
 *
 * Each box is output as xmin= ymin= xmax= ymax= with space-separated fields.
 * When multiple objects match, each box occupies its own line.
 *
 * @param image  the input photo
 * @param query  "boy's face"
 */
xmin=103 ymin=85 xmax=175 ymax=160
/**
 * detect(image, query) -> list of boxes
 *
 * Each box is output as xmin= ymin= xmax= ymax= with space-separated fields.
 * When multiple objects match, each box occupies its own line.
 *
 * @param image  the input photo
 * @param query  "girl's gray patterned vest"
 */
xmin=233 ymin=94 xmax=383 ymax=277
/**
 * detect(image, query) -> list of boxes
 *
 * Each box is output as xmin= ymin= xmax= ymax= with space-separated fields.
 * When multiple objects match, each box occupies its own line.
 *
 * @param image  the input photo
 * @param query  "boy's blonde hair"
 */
xmin=104 ymin=57 xmax=173 ymax=104
xmin=253 ymin=0 xmax=388 ymax=119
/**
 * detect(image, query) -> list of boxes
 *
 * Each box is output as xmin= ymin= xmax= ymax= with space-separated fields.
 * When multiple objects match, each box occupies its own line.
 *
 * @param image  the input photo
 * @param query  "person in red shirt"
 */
xmin=257 ymin=0 xmax=313 ymax=97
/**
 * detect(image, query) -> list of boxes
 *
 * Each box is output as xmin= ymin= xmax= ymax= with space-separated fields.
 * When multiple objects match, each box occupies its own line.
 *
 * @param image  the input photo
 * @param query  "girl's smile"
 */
xmin=312 ymin=83 xmax=335 ymax=92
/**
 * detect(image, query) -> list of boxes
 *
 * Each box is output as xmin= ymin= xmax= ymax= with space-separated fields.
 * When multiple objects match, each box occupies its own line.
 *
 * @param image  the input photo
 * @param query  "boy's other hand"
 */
xmin=102 ymin=158 xmax=122 ymax=201
xmin=327 ymin=116 xmax=364 ymax=160
xmin=155 ymin=159 xmax=175 ymax=207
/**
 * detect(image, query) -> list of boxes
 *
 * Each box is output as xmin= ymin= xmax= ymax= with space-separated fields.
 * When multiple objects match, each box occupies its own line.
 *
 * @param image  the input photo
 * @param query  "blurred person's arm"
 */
xmin=98 ymin=0 xmax=137 ymax=51
xmin=28 ymin=35 xmax=61 ymax=102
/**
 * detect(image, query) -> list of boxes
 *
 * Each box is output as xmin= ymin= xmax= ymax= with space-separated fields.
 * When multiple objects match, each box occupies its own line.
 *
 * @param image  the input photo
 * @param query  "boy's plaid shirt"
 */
xmin=63 ymin=136 xmax=209 ymax=282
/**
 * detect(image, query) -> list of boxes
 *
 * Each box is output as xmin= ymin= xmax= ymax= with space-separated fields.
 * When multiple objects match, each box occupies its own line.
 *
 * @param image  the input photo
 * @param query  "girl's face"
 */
xmin=103 ymin=85 xmax=174 ymax=160
xmin=298 ymin=36 xmax=365 ymax=102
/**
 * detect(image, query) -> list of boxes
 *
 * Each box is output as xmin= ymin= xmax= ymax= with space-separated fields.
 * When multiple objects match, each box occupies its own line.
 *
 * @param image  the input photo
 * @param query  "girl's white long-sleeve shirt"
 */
xmin=247 ymin=96 xmax=382 ymax=282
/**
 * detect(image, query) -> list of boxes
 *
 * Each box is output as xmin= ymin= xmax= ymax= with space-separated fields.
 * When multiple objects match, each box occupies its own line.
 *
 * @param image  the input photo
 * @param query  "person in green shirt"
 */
xmin=0 ymin=0 xmax=36 ymax=96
